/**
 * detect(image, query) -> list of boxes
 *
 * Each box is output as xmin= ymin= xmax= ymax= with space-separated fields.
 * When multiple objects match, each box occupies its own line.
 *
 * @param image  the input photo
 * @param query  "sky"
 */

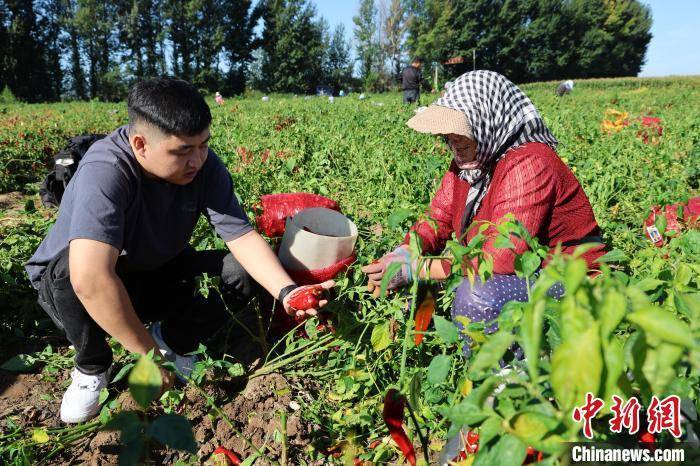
xmin=311 ymin=0 xmax=700 ymax=78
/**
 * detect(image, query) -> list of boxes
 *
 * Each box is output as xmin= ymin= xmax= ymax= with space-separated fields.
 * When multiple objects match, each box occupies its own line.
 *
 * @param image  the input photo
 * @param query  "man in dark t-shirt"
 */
xmin=25 ymin=78 xmax=334 ymax=423
xmin=401 ymin=58 xmax=423 ymax=104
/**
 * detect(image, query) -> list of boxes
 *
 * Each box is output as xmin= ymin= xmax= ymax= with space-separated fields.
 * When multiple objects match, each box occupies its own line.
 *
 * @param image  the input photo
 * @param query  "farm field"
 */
xmin=1 ymin=77 xmax=699 ymax=465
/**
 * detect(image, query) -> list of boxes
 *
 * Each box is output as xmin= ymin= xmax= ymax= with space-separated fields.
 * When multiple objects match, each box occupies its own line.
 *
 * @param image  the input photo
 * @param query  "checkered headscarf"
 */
xmin=435 ymin=70 xmax=558 ymax=233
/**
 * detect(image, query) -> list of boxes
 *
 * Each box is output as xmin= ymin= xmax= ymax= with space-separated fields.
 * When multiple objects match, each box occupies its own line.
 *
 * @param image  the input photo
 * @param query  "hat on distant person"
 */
xmin=406 ymin=104 xmax=473 ymax=138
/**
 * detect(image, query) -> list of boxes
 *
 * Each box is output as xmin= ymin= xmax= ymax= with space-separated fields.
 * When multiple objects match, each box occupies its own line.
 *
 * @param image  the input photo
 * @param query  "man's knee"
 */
xmin=220 ymin=253 xmax=257 ymax=301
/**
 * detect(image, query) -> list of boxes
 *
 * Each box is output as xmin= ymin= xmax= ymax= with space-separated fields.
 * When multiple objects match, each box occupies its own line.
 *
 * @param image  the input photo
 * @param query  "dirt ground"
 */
xmin=0 ymin=367 xmax=323 ymax=464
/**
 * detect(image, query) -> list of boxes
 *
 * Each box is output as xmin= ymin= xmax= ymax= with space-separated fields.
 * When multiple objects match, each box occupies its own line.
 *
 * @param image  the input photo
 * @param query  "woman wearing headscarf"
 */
xmin=361 ymin=71 xmax=604 ymax=350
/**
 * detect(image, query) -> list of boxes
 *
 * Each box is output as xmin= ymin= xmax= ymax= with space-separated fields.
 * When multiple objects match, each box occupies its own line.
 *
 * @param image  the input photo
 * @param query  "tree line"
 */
xmin=0 ymin=0 xmax=652 ymax=102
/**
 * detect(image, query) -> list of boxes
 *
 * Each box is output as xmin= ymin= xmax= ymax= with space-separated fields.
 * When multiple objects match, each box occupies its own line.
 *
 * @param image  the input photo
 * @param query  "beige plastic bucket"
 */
xmin=278 ymin=207 xmax=358 ymax=271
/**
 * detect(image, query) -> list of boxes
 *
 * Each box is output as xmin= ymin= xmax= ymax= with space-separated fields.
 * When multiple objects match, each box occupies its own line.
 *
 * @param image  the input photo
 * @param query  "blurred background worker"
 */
xmin=401 ymin=57 xmax=423 ymax=104
xmin=556 ymin=79 xmax=575 ymax=96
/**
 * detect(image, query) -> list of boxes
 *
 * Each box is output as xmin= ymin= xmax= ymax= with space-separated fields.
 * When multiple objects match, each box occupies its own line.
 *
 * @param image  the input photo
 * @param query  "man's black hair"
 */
xmin=127 ymin=77 xmax=211 ymax=137
xmin=411 ymin=57 xmax=423 ymax=64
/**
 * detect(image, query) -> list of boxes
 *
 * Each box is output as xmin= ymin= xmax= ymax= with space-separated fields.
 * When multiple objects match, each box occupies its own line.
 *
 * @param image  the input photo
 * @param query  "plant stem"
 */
xmin=399 ymin=278 xmax=420 ymax=389
xmin=405 ymin=398 xmax=430 ymax=466
xmin=280 ymin=410 xmax=288 ymax=466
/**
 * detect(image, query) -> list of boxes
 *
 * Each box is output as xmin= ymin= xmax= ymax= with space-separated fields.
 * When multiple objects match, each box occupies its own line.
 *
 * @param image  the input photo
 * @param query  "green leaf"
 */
xmin=595 ymin=249 xmax=628 ymax=264
xmin=103 ymin=411 xmax=142 ymax=431
xmin=441 ymin=398 xmax=489 ymax=426
xmin=510 ymin=410 xmax=558 ymax=446
xmin=0 ymin=354 xmax=36 ymax=372
xmin=627 ymin=306 xmax=694 ymax=347
xmin=514 ymin=251 xmax=541 ymax=278
xmin=370 ymin=321 xmax=392 ymax=352
xmin=478 ymin=415 xmax=504 ymax=446
xmin=379 ymin=262 xmax=403 ymax=297
xmin=240 ymin=451 xmax=262 ymax=466
xmin=128 ymin=355 xmax=162 ymax=410
xmin=427 ymin=354 xmax=452 ymax=385
xmin=520 ymin=300 xmax=545 ymax=382
xmin=408 ymin=371 xmax=422 ymax=411
xmin=642 ymin=343 xmax=685 ymax=395
xmin=99 ymin=387 xmax=110 ymax=406
xmin=493 ymin=234 xmax=515 ymax=250
xmin=655 ymin=213 xmax=667 ymax=236
xmin=31 ymin=428 xmax=50 ymax=444
xmin=550 ymin=324 xmax=603 ymax=410
xmin=111 ymin=363 xmax=135 ymax=384
xmin=634 ymin=278 xmax=664 ymax=292
xmin=601 ymin=337 xmax=627 ymax=401
xmin=388 ymin=208 xmax=413 ymax=230
xmin=563 ymin=258 xmax=587 ymax=294
xmin=473 ymin=434 xmax=527 ymax=466
xmin=469 ymin=331 xmax=514 ymax=375
xmin=674 ymin=263 xmax=693 ymax=287
xmin=147 ymin=414 xmax=197 ymax=453
xmin=433 ymin=315 xmax=459 ymax=344
xmin=599 ymin=290 xmax=626 ymax=338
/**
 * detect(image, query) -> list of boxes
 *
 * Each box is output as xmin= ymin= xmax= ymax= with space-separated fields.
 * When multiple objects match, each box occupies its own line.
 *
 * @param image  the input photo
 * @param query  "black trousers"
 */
xmin=403 ymin=88 xmax=419 ymax=104
xmin=36 ymin=246 xmax=257 ymax=375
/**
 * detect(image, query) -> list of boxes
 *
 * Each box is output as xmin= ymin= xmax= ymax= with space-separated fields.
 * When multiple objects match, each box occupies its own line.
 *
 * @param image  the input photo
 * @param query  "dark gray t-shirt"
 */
xmin=26 ymin=125 xmax=253 ymax=289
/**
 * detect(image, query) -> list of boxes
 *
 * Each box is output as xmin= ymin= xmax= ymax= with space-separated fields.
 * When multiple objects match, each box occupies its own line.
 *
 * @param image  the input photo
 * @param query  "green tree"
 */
xmin=59 ymin=0 xmax=87 ymax=99
xmin=117 ymin=0 xmax=166 ymax=79
xmin=382 ymin=0 xmax=409 ymax=81
xmin=74 ymin=0 xmax=120 ymax=99
xmin=259 ymin=0 xmax=325 ymax=93
xmin=569 ymin=0 xmax=652 ymax=78
xmin=3 ymin=0 xmax=57 ymax=101
xmin=353 ymin=0 xmax=379 ymax=82
xmin=323 ymin=23 xmax=353 ymax=92
xmin=221 ymin=0 xmax=263 ymax=94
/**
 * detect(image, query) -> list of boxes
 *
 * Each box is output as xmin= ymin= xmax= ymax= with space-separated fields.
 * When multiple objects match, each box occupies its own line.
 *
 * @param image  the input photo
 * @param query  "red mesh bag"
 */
xmin=637 ymin=116 xmax=663 ymax=145
xmin=685 ymin=197 xmax=700 ymax=227
xmin=643 ymin=197 xmax=700 ymax=246
xmin=254 ymin=193 xmax=340 ymax=238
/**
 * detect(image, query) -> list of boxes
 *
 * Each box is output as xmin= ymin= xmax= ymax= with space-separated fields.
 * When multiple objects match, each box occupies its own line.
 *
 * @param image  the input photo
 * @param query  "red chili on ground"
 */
xmin=212 ymin=446 xmax=242 ymax=465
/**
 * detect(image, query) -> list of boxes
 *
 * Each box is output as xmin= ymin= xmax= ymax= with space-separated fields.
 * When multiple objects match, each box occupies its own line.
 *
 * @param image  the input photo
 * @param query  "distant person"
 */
xmin=215 ymin=91 xmax=224 ymax=105
xmin=556 ymin=80 xmax=574 ymax=96
xmin=25 ymin=78 xmax=334 ymax=424
xmin=401 ymin=58 xmax=423 ymax=104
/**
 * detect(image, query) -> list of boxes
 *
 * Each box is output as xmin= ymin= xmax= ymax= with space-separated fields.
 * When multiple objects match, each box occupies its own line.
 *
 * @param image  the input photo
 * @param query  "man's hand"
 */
xmin=282 ymin=280 xmax=335 ymax=319
xmin=361 ymin=246 xmax=412 ymax=297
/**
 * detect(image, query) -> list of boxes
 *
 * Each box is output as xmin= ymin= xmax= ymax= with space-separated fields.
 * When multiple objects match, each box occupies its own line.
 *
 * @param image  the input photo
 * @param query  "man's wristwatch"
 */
xmin=278 ymin=284 xmax=299 ymax=303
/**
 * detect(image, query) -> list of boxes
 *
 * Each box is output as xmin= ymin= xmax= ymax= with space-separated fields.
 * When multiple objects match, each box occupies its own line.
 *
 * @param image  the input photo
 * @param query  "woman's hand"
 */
xmin=282 ymin=281 xmax=335 ymax=319
xmin=361 ymin=246 xmax=412 ymax=297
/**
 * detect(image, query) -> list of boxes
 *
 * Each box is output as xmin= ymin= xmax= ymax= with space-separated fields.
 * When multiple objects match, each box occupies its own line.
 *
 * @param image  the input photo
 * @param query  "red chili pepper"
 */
xmin=369 ymin=439 xmax=382 ymax=449
xmin=639 ymin=430 xmax=656 ymax=451
xmin=382 ymin=389 xmax=416 ymax=466
xmin=212 ymin=446 xmax=242 ymax=465
xmin=464 ymin=430 xmax=479 ymax=454
xmin=414 ymin=290 xmax=435 ymax=346
xmin=287 ymin=285 xmax=323 ymax=311
xmin=523 ymin=446 xmax=543 ymax=464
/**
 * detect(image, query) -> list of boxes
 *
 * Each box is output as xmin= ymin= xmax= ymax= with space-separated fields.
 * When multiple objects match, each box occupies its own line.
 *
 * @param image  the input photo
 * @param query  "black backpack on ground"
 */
xmin=39 ymin=134 xmax=106 ymax=208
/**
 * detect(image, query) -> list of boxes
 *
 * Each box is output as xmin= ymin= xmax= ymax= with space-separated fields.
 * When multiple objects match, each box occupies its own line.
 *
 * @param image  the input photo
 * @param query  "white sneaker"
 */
xmin=149 ymin=322 xmax=198 ymax=382
xmin=60 ymin=367 xmax=110 ymax=423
